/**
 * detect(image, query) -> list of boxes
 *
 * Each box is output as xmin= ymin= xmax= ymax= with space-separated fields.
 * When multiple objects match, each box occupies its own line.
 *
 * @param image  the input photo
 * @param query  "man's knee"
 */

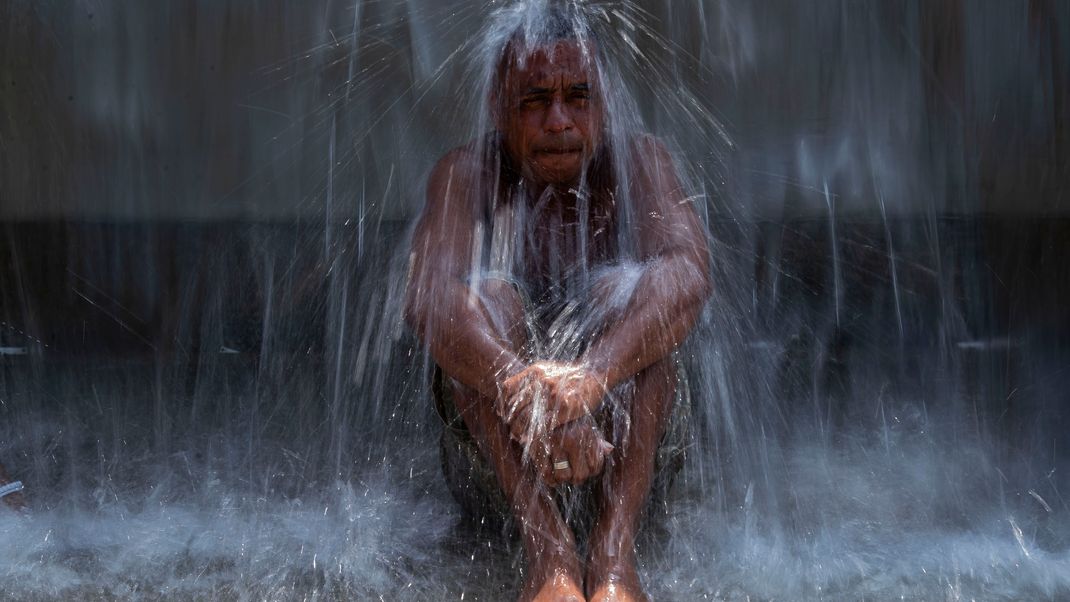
xmin=589 ymin=262 xmax=644 ymax=316
xmin=633 ymin=355 xmax=677 ymax=408
xmin=616 ymin=356 xmax=678 ymax=453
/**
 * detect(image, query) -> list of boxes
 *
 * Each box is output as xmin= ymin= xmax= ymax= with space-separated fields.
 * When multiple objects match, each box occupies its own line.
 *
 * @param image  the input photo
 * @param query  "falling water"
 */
xmin=1 ymin=0 xmax=1069 ymax=599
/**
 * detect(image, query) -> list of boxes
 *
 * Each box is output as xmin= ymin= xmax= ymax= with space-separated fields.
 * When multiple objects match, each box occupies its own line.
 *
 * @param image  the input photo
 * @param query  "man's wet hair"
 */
xmin=492 ymin=4 xmax=600 ymax=102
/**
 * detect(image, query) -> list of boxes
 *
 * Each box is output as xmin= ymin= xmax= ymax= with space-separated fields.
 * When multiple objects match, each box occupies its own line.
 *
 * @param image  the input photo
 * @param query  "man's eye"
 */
xmin=522 ymin=97 xmax=547 ymax=107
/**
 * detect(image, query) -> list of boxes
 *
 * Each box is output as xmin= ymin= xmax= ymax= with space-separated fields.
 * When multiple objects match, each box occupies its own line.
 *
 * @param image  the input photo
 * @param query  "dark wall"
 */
xmin=1 ymin=1 xmax=1066 ymax=392
xmin=2 ymin=216 xmax=1067 ymax=359
xmin=2 ymin=1 xmax=1067 ymax=220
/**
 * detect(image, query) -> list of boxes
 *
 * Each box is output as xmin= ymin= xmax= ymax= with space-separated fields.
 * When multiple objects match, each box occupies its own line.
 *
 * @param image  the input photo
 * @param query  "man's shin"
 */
xmin=594 ymin=356 xmax=677 ymax=544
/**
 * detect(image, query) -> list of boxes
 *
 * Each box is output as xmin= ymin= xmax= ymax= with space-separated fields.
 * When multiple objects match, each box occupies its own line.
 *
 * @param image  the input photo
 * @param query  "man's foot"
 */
xmin=586 ymin=547 xmax=648 ymax=602
xmin=587 ymin=577 xmax=646 ymax=602
xmin=520 ymin=558 xmax=585 ymax=602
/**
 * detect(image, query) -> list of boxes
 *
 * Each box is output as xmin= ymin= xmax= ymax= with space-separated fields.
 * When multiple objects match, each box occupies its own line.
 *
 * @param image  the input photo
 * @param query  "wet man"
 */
xmin=405 ymin=13 xmax=710 ymax=602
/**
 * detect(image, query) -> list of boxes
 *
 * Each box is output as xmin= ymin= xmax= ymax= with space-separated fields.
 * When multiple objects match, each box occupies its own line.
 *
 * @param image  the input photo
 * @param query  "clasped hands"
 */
xmin=495 ymin=361 xmax=615 ymax=486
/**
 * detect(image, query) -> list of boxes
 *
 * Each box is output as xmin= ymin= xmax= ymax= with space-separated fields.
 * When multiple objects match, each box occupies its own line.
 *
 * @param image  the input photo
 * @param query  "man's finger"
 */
xmin=584 ymin=438 xmax=599 ymax=473
xmin=502 ymin=390 xmax=530 ymax=424
xmin=551 ymin=456 xmax=573 ymax=485
xmin=542 ymin=460 xmax=559 ymax=487
xmin=497 ymin=388 xmax=529 ymax=421
xmin=496 ymin=371 xmax=529 ymax=415
xmin=510 ymin=405 xmax=541 ymax=443
xmin=548 ymin=404 xmax=584 ymax=431
xmin=567 ymin=445 xmax=589 ymax=484
xmin=599 ymin=438 xmax=615 ymax=458
xmin=501 ymin=366 xmax=536 ymax=394
xmin=509 ymin=410 xmax=526 ymax=441
xmin=529 ymin=441 xmax=551 ymax=481
xmin=501 ymin=369 xmax=526 ymax=389
xmin=590 ymin=438 xmax=616 ymax=476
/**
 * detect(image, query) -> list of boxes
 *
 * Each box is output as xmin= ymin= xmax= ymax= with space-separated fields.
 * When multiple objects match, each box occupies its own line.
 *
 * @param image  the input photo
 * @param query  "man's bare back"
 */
xmin=405 ymin=14 xmax=710 ymax=602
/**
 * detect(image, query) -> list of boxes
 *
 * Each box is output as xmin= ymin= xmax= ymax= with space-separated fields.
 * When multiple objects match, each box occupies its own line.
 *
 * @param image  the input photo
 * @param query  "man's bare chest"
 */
xmin=525 ymin=200 xmax=617 ymax=273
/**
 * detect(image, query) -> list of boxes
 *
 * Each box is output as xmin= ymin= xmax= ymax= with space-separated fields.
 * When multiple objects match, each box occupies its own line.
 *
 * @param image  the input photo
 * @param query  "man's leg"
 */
xmin=450 ymin=279 xmax=584 ymax=602
xmin=586 ymin=356 xmax=676 ymax=602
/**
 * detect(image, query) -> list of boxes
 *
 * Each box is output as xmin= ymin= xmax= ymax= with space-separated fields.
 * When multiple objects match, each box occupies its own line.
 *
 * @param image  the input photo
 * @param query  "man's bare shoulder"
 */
xmin=427 ymin=141 xmax=489 ymax=192
xmin=418 ymin=142 xmax=492 ymax=224
xmin=626 ymin=132 xmax=674 ymax=165
xmin=622 ymin=133 xmax=684 ymax=199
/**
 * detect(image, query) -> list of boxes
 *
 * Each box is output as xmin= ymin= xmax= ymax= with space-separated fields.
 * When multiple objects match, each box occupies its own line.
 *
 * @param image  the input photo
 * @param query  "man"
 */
xmin=405 ymin=11 xmax=710 ymax=602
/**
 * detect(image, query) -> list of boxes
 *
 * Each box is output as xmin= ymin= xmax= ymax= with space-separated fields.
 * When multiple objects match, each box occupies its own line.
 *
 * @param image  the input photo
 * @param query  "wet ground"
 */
xmin=1 ymin=355 xmax=1068 ymax=601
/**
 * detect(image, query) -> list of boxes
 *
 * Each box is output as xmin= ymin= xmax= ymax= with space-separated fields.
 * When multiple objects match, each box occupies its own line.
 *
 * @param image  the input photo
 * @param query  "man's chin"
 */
xmin=531 ymin=156 xmax=584 ymax=186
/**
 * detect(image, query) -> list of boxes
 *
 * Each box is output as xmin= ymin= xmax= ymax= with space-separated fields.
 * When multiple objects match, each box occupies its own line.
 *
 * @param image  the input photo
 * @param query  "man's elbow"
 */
xmin=679 ymin=250 xmax=712 ymax=307
xmin=695 ymin=261 xmax=713 ymax=304
xmin=403 ymin=292 xmax=428 ymax=341
xmin=685 ymin=273 xmax=711 ymax=321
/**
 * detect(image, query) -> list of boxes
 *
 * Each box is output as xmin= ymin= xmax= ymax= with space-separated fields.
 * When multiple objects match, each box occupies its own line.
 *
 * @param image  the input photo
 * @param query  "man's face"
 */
xmin=497 ymin=40 xmax=604 ymax=187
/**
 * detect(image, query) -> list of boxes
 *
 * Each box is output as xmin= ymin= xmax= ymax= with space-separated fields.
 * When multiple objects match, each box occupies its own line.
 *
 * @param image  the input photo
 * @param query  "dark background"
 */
xmin=1 ymin=0 xmax=1066 ymax=357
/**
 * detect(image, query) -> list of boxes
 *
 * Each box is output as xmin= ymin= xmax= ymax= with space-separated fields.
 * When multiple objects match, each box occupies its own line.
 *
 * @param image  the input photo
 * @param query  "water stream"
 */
xmin=1 ymin=1 xmax=1068 ymax=599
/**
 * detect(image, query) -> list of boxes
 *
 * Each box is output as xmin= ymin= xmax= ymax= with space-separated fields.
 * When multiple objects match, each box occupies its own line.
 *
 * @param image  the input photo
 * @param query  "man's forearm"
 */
xmin=582 ymin=253 xmax=709 ymax=390
xmin=407 ymin=279 xmax=526 ymax=400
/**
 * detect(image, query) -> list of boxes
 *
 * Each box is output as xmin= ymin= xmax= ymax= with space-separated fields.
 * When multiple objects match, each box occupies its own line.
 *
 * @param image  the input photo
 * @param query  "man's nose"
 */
xmin=543 ymin=99 xmax=573 ymax=133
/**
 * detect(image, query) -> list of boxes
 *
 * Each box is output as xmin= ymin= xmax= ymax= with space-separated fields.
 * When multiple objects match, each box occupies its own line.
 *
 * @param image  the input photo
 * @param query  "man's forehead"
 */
xmin=506 ymin=40 xmax=596 ymax=86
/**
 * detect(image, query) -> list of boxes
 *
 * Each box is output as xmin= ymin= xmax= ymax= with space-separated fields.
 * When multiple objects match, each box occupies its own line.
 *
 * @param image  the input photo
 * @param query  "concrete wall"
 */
xmin=2 ymin=0 xmax=1067 ymax=220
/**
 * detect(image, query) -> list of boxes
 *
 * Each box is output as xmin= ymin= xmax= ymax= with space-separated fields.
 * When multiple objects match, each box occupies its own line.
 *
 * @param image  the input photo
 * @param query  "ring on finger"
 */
xmin=553 ymin=460 xmax=570 ymax=471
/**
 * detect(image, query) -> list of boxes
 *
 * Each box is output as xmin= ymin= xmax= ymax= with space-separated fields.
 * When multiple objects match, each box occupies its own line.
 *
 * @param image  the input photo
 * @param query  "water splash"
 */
xmin=0 ymin=0 xmax=1067 ymax=600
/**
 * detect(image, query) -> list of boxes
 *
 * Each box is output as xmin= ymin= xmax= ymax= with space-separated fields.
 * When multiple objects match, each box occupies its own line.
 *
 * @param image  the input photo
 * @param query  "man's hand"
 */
xmin=496 ymin=361 xmax=606 ymax=443
xmin=528 ymin=416 xmax=614 ymax=487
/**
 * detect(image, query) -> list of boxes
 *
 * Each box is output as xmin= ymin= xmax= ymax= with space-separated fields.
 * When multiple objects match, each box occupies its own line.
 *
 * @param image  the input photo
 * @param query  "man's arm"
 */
xmin=404 ymin=149 xmax=525 ymax=400
xmin=582 ymin=136 xmax=711 ymax=390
